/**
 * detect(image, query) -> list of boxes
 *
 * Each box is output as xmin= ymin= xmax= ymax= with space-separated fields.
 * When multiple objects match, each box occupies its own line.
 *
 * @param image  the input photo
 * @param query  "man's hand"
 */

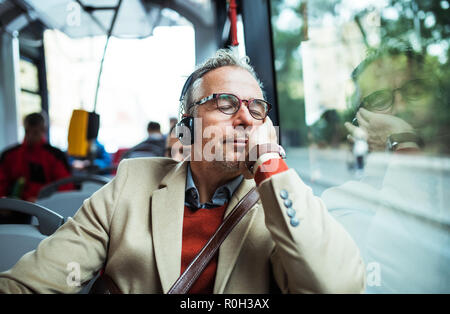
xmin=346 ymin=108 xmax=414 ymax=151
xmin=240 ymin=117 xmax=279 ymax=179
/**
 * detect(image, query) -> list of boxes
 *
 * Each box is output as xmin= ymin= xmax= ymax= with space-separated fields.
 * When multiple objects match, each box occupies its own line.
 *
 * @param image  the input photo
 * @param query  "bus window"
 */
xmin=17 ymin=58 xmax=42 ymax=140
xmin=44 ymin=14 xmax=195 ymax=153
xmin=271 ymin=0 xmax=450 ymax=293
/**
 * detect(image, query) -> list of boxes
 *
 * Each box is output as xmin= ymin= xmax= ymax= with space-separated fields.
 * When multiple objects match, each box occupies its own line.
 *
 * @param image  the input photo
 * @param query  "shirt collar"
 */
xmin=185 ymin=163 xmax=243 ymax=210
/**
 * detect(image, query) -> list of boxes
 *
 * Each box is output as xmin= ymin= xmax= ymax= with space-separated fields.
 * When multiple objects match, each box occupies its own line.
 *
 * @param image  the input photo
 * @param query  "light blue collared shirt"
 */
xmin=185 ymin=163 xmax=243 ymax=210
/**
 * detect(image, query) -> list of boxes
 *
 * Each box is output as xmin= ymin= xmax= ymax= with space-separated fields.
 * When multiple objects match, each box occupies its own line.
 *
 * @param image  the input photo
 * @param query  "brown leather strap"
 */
xmin=89 ymin=187 xmax=260 ymax=294
xmin=167 ymin=186 xmax=260 ymax=294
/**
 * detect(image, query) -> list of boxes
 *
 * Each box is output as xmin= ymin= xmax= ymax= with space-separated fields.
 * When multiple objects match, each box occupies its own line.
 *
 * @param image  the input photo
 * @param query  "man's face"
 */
xmin=356 ymin=55 xmax=434 ymax=128
xmin=192 ymin=66 xmax=265 ymax=170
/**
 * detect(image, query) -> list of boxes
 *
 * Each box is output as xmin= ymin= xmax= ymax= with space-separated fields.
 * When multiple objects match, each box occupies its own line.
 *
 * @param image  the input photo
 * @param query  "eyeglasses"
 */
xmin=357 ymin=79 xmax=428 ymax=112
xmin=191 ymin=93 xmax=272 ymax=120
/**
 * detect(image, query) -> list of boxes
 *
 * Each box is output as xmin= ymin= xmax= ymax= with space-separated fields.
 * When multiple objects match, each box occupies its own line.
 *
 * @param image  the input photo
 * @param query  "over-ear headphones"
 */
xmin=176 ymin=72 xmax=196 ymax=145
xmin=179 ymin=72 xmax=195 ymax=103
xmin=176 ymin=116 xmax=194 ymax=146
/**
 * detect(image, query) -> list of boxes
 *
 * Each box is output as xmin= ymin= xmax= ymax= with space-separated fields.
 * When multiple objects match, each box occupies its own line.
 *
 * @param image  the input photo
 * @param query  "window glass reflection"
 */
xmin=271 ymin=0 xmax=450 ymax=293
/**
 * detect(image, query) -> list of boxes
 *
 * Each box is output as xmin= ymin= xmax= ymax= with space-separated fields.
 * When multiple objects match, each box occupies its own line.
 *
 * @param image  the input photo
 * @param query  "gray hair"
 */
xmin=180 ymin=48 xmax=264 ymax=116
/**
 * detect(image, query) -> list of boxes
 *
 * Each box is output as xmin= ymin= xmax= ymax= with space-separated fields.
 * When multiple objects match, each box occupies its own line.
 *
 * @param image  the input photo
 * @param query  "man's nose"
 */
xmin=392 ymin=91 xmax=406 ymax=114
xmin=232 ymin=101 xmax=254 ymax=127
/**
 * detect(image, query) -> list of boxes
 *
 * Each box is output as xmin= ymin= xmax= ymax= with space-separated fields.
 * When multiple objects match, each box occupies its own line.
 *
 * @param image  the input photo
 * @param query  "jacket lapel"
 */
xmin=213 ymin=178 xmax=260 ymax=293
xmin=151 ymin=161 xmax=187 ymax=293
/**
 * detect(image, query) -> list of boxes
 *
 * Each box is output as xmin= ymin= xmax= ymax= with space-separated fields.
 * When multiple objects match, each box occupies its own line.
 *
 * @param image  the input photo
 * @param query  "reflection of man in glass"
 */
xmin=322 ymin=46 xmax=450 ymax=293
xmin=345 ymin=44 xmax=449 ymax=153
xmin=345 ymin=48 xmax=437 ymax=153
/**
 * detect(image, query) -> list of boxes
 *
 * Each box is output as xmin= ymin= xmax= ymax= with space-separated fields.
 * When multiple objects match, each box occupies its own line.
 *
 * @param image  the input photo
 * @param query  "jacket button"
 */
xmin=283 ymin=199 xmax=293 ymax=208
xmin=280 ymin=189 xmax=288 ymax=199
xmin=290 ymin=217 xmax=300 ymax=227
xmin=286 ymin=208 xmax=296 ymax=218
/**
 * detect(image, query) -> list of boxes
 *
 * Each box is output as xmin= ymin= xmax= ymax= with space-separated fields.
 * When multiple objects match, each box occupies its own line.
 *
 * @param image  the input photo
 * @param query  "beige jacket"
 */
xmin=0 ymin=158 xmax=365 ymax=293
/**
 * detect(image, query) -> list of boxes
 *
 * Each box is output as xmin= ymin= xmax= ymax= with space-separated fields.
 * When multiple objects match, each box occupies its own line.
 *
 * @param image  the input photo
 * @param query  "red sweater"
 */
xmin=181 ymin=204 xmax=227 ymax=294
xmin=180 ymin=158 xmax=289 ymax=294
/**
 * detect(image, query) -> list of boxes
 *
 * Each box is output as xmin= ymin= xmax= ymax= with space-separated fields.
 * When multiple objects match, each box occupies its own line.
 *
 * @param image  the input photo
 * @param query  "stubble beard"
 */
xmin=216 ymin=160 xmax=240 ymax=172
xmin=212 ymin=148 xmax=245 ymax=176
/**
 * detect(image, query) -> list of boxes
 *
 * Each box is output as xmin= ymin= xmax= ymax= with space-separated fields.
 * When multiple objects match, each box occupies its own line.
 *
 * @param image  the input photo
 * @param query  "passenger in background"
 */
xmin=123 ymin=121 xmax=166 ymax=159
xmin=70 ymin=139 xmax=112 ymax=174
xmin=169 ymin=117 xmax=178 ymax=131
xmin=0 ymin=112 xmax=73 ymax=221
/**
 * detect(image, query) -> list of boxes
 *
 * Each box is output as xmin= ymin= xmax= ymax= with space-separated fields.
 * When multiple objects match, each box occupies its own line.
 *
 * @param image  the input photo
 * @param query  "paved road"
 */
xmin=284 ymin=147 xmax=364 ymax=196
xmin=285 ymin=146 xmax=450 ymax=197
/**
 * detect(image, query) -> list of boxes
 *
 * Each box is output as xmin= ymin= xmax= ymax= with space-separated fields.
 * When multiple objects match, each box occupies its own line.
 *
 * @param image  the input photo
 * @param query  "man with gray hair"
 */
xmin=0 ymin=49 xmax=364 ymax=294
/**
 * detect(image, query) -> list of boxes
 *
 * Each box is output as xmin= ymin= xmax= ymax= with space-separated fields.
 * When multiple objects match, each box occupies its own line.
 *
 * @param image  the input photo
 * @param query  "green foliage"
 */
xmin=270 ymin=0 xmax=307 ymax=146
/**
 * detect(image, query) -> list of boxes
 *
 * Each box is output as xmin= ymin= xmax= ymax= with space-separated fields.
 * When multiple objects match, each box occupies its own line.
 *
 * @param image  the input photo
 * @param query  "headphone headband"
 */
xmin=177 ymin=71 xmax=197 ymax=146
xmin=179 ymin=72 xmax=195 ymax=102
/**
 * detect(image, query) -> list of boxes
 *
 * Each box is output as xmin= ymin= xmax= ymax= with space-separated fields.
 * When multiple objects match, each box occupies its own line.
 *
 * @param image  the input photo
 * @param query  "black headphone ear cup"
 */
xmin=175 ymin=117 xmax=195 ymax=145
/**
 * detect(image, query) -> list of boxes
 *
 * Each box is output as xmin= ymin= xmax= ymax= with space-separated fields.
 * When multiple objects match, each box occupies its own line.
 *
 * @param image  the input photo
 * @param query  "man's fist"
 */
xmin=346 ymin=108 xmax=414 ymax=151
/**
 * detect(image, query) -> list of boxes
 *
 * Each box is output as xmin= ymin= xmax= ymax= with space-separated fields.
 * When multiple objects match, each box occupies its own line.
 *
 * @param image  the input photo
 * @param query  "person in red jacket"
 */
xmin=0 ymin=112 xmax=73 ymax=209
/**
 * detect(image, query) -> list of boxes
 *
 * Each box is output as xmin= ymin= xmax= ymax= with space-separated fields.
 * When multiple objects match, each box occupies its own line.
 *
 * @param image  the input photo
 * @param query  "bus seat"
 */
xmin=37 ymin=191 xmax=93 ymax=220
xmin=37 ymin=175 xmax=109 ymax=220
xmin=0 ymin=198 xmax=64 ymax=272
xmin=0 ymin=198 xmax=64 ymax=235
xmin=0 ymin=224 xmax=46 ymax=272
xmin=80 ymin=182 xmax=106 ymax=194
xmin=37 ymin=174 xmax=110 ymax=199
